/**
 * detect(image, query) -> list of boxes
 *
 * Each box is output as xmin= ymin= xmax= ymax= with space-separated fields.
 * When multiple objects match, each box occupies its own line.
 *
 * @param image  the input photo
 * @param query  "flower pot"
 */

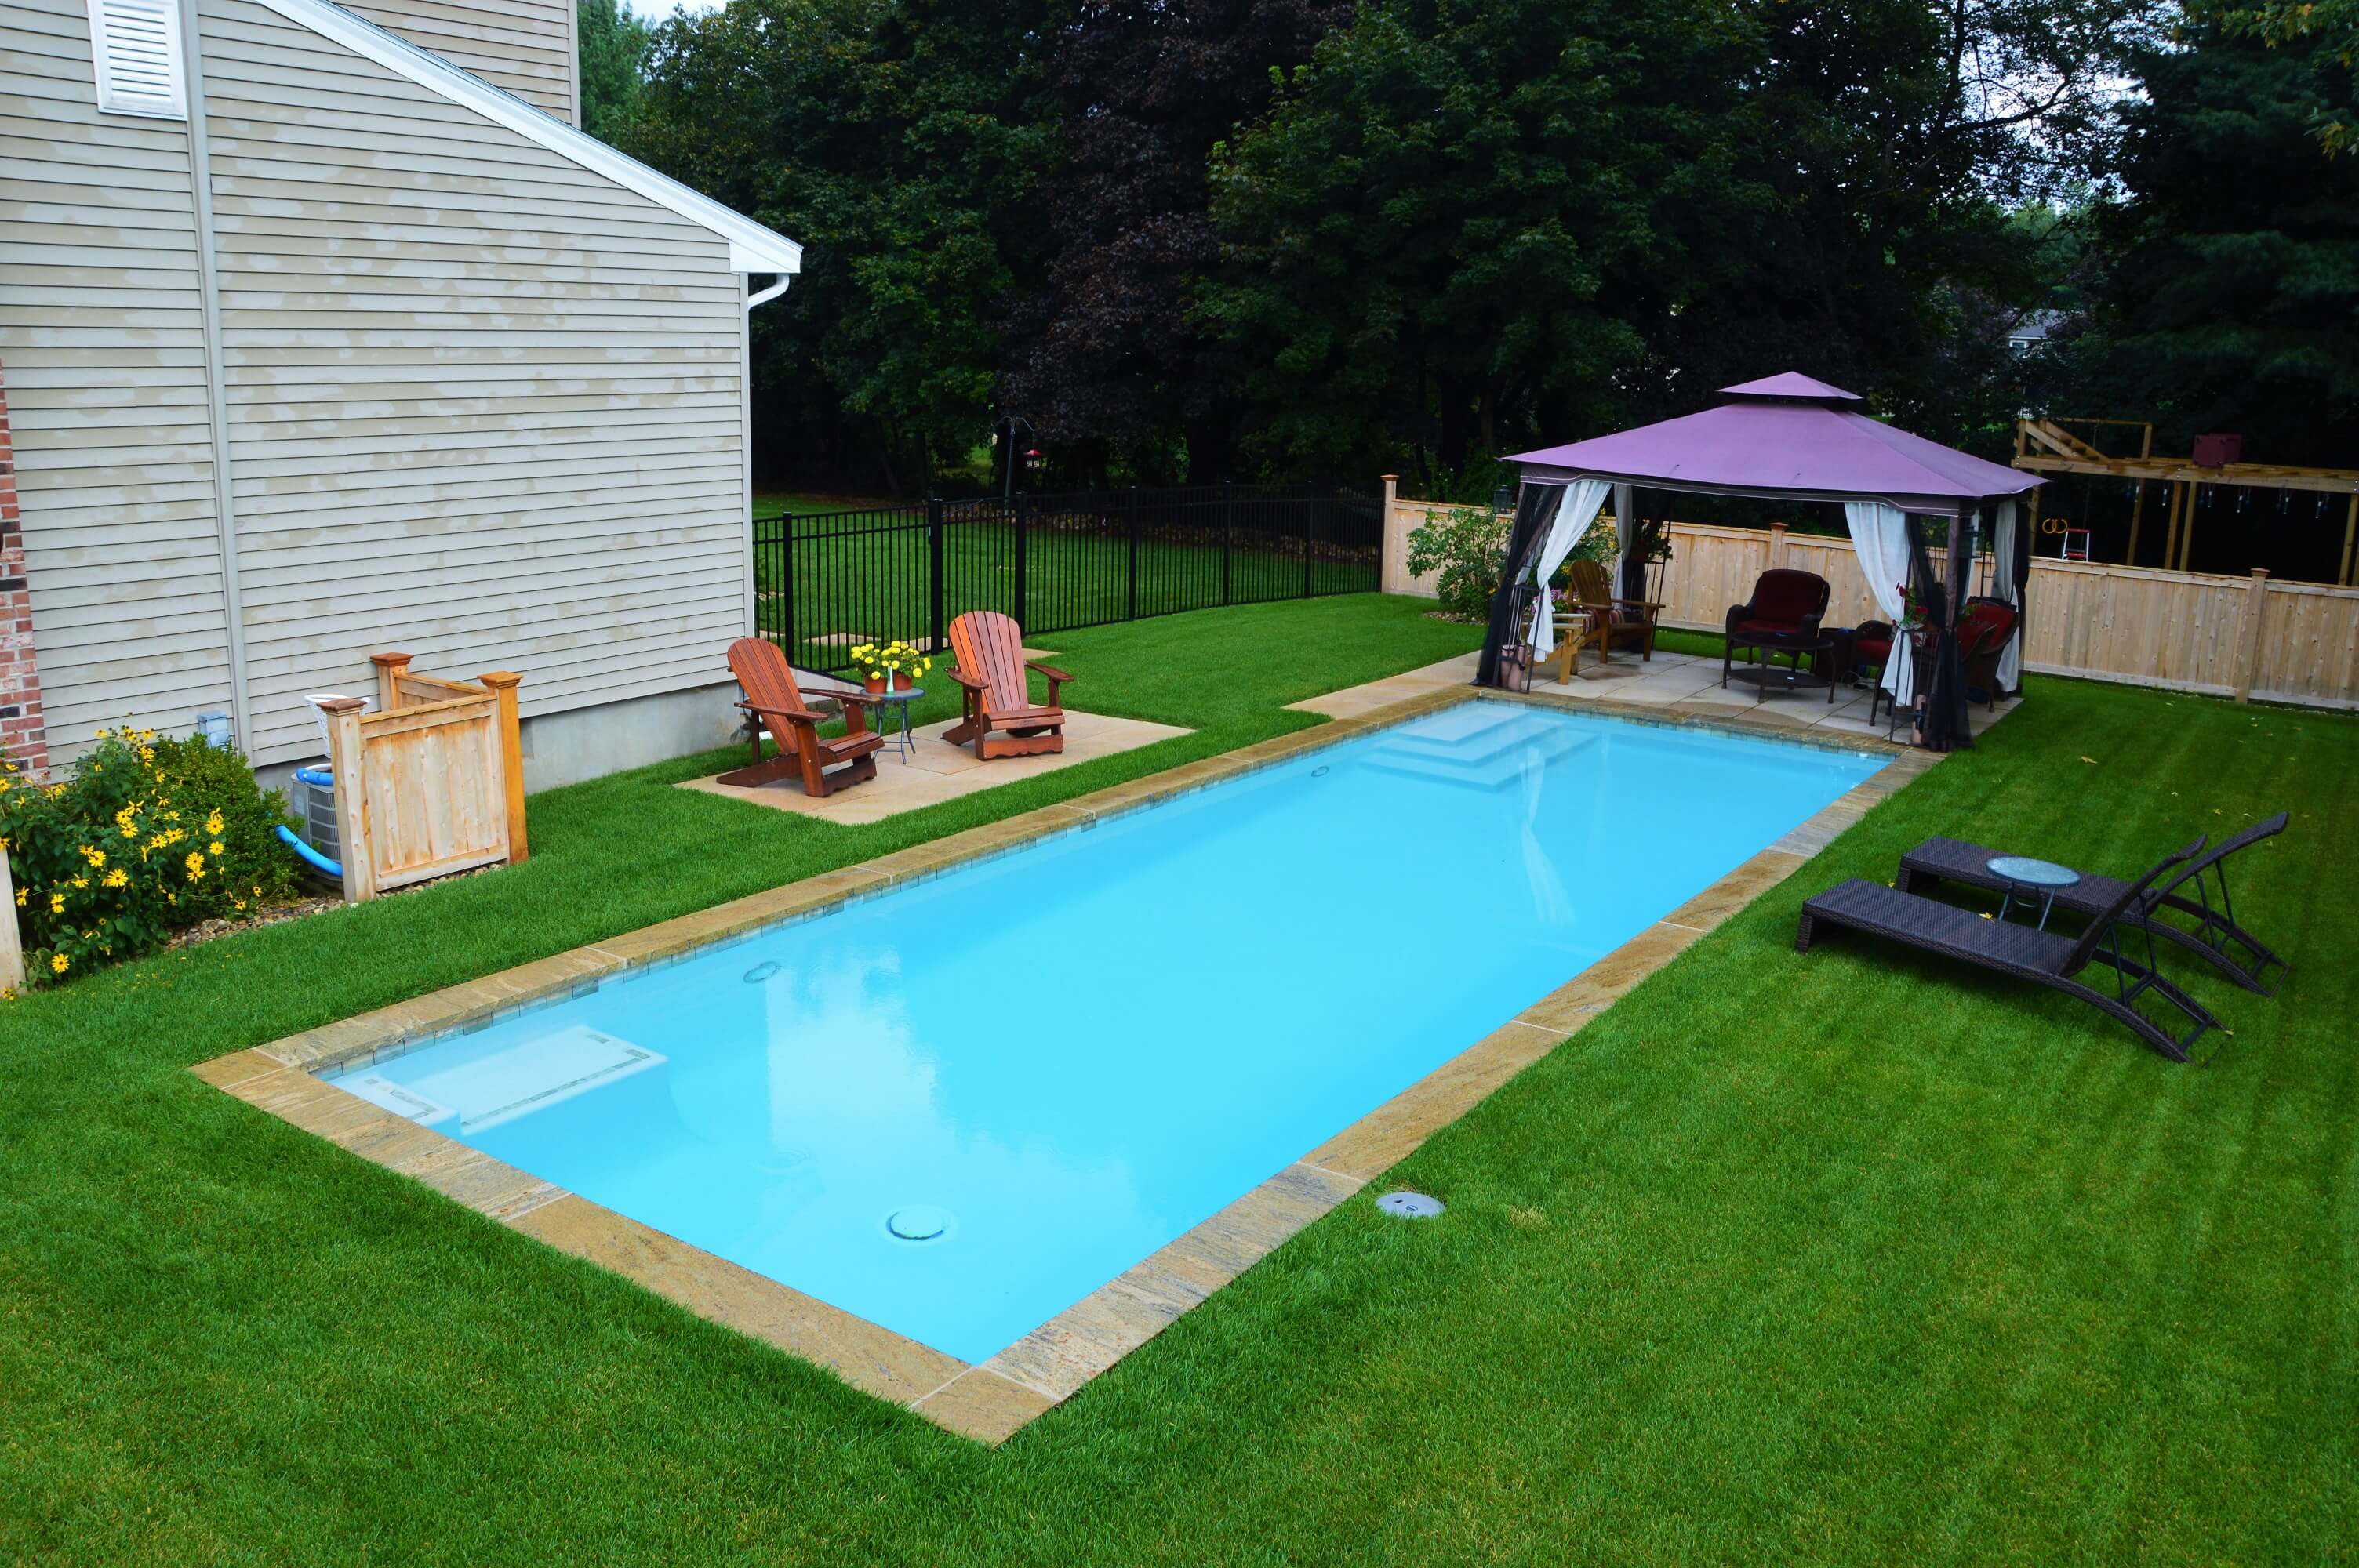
xmin=864 ymin=675 xmax=888 ymax=695
xmin=892 ymin=671 xmax=914 ymax=691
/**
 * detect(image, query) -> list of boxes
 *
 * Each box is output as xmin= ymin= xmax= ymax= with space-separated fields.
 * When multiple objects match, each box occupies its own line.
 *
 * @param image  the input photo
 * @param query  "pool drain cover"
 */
xmin=886 ymin=1206 xmax=951 ymax=1242
xmin=1376 ymin=1191 xmax=1445 ymax=1220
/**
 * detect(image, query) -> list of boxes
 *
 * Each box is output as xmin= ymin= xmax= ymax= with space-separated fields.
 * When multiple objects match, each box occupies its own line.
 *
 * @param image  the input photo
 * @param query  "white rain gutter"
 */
xmin=747 ymin=276 xmax=791 ymax=309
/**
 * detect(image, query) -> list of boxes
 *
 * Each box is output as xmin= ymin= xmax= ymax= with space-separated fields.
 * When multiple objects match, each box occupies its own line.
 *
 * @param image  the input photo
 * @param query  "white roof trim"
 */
xmin=245 ymin=0 xmax=801 ymax=275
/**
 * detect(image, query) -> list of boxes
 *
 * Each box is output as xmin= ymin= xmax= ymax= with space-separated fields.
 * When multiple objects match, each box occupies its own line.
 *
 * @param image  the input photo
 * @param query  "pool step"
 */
xmin=1362 ymin=725 xmax=1598 ymax=791
xmin=1374 ymin=706 xmax=1539 ymax=768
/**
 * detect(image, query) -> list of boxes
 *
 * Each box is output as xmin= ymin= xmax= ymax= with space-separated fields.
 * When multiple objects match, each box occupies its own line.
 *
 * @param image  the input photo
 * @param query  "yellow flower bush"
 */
xmin=1 ymin=727 xmax=301 ymax=992
xmin=846 ymin=639 xmax=934 ymax=684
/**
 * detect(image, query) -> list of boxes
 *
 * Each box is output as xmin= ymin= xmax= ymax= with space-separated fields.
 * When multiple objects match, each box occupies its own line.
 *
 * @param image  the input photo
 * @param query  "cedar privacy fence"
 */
xmin=1383 ymin=492 xmax=2359 ymax=710
xmin=756 ymin=484 xmax=1383 ymax=674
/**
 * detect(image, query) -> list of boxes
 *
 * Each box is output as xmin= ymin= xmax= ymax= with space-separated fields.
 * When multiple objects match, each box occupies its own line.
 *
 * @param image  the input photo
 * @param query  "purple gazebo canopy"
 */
xmin=1508 ymin=373 xmax=2037 ymax=517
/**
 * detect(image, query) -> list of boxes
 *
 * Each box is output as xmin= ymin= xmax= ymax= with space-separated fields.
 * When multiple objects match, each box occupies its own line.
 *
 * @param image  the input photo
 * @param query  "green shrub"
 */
xmin=1 ymin=728 xmax=301 ymax=991
xmin=1405 ymin=504 xmax=1511 ymax=621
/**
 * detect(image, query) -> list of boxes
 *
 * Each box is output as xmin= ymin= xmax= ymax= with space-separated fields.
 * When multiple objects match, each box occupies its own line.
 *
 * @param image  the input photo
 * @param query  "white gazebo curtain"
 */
xmin=1842 ymin=500 xmax=1916 ymax=706
xmin=1527 ymin=479 xmax=1612 ymax=655
xmin=1993 ymin=498 xmax=2023 ymax=691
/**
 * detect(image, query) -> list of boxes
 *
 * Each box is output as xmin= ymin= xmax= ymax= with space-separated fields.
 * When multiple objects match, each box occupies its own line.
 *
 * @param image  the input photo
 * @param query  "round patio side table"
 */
xmin=1987 ymin=855 xmax=2080 ymax=930
xmin=867 ymin=684 xmax=925 ymax=763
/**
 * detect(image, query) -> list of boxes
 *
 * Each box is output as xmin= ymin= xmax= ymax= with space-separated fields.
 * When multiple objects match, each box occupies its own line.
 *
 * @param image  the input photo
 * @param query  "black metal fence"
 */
xmin=754 ymin=483 xmax=1383 ymax=674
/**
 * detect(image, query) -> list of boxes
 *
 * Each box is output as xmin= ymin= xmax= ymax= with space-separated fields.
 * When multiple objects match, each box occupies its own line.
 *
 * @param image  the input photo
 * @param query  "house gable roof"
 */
xmin=248 ymin=0 xmax=802 ymax=275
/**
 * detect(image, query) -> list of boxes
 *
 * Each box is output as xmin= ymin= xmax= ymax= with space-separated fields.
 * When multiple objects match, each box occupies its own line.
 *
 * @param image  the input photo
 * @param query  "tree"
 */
xmin=578 ymin=0 xmax=653 ymax=145
xmin=624 ymin=0 xmax=1070 ymax=492
xmin=2063 ymin=27 xmax=2359 ymax=463
xmin=999 ymin=0 xmax=1352 ymax=485
xmin=2203 ymin=0 xmax=2358 ymax=153
xmin=1200 ymin=0 xmax=1754 ymax=485
xmin=1199 ymin=0 xmax=2154 ymax=484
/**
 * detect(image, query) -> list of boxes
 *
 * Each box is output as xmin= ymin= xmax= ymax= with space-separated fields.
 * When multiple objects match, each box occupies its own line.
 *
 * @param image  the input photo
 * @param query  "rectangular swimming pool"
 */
xmin=335 ymin=703 xmax=1882 ymax=1364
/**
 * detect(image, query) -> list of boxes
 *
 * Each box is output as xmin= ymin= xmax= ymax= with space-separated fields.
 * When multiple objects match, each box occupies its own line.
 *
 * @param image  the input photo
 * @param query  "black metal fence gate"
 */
xmin=754 ymin=483 xmax=1383 ymax=675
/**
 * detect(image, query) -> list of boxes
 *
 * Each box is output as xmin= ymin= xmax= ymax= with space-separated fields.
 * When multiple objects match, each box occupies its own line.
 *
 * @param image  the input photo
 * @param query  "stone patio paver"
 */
xmin=677 ymin=709 xmax=1193 ymax=826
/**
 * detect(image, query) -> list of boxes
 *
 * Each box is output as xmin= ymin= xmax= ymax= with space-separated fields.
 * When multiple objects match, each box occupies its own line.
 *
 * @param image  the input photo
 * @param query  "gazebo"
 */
xmin=1485 ymin=373 xmax=2044 ymax=750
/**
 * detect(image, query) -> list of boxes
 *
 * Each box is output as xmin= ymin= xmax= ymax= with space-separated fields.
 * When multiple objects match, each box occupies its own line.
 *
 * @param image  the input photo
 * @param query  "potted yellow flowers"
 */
xmin=848 ymin=640 xmax=933 ymax=694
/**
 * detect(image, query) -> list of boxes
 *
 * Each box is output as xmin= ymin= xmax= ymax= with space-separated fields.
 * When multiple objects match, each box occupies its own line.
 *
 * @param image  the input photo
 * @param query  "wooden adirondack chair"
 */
xmin=943 ymin=611 xmax=1073 ymax=759
xmin=717 ymin=637 xmax=883 ymax=797
xmin=1565 ymin=557 xmax=1663 ymax=663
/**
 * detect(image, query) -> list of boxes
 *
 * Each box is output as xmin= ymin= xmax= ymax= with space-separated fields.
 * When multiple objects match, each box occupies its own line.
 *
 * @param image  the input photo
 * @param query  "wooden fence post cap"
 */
xmin=2250 ymin=567 xmax=2270 ymax=579
xmin=1380 ymin=474 xmax=1398 ymax=482
xmin=314 ymin=696 xmax=368 ymax=713
xmin=368 ymin=651 xmax=414 ymax=668
xmin=477 ymin=671 xmax=523 ymax=691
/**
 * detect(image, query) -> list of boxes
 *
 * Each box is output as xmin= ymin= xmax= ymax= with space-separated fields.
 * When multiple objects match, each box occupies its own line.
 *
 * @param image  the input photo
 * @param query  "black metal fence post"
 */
xmin=1012 ymin=490 xmax=1029 ymax=626
xmin=927 ymin=494 xmax=946 ymax=653
xmin=780 ymin=510 xmax=795 ymax=654
xmin=1302 ymin=481 xmax=1317 ymax=597
xmin=1125 ymin=487 xmax=1141 ymax=621
xmin=1221 ymin=481 xmax=1234 ymax=606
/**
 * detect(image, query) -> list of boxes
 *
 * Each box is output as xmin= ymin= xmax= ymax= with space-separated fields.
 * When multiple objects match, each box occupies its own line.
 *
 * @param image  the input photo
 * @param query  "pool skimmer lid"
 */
xmin=886 ymin=1206 xmax=951 ymax=1242
xmin=1377 ymin=1191 xmax=1445 ymax=1220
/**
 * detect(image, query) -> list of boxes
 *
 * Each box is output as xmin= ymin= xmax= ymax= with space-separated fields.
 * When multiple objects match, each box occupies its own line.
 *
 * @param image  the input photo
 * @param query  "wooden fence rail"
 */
xmin=1381 ymin=492 xmax=2359 ymax=710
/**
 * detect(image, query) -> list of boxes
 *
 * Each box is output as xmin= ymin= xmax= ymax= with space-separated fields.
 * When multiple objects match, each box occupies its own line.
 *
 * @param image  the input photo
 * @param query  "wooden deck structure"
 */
xmin=2012 ymin=419 xmax=2359 ymax=584
xmin=314 ymin=653 xmax=528 ymax=904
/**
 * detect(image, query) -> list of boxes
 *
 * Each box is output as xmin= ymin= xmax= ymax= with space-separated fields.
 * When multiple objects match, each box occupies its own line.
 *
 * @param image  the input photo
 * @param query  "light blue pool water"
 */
xmin=334 ymin=703 xmax=1881 ymax=1363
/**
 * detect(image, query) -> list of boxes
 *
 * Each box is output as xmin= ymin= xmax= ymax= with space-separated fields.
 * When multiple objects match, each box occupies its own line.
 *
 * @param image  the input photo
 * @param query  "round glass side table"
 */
xmin=866 ymin=684 xmax=924 ymax=763
xmin=1986 ymin=855 xmax=2080 ymax=930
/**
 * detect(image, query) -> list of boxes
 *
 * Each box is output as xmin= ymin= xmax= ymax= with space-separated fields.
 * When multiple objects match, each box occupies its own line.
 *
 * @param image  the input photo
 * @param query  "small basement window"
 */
xmin=87 ymin=0 xmax=186 ymax=118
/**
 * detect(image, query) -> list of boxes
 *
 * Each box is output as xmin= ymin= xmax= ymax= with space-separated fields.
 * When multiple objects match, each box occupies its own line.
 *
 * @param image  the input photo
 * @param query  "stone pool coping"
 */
xmin=192 ymin=684 xmax=1936 ymax=1445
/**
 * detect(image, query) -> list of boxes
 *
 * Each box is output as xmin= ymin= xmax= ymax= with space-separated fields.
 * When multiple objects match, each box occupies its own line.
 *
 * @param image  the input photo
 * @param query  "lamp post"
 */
xmin=997 ymin=415 xmax=1034 ymax=503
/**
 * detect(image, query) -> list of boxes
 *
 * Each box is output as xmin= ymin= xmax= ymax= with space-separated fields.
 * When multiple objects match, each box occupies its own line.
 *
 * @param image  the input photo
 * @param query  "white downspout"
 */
xmin=737 ymin=275 xmax=786 ymax=639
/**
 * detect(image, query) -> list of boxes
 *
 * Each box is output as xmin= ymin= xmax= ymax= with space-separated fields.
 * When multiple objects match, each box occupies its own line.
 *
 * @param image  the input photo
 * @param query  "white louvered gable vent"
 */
xmin=87 ymin=0 xmax=187 ymax=118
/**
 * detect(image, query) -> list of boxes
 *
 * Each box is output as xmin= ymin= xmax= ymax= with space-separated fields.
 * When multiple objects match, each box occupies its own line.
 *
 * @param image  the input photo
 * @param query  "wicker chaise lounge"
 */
xmin=1894 ymin=812 xmax=2290 ymax=996
xmin=1795 ymin=837 xmax=2222 ymax=1062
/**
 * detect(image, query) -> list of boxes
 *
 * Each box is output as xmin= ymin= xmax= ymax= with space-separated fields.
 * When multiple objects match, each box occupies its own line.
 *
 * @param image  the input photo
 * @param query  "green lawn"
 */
xmin=4 ymin=594 xmax=2355 ymax=1564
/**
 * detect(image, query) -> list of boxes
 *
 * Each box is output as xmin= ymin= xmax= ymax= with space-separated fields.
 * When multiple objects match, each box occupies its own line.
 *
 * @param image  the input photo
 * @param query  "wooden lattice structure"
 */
xmin=314 ymin=653 xmax=528 ymax=903
xmin=2013 ymin=420 xmax=2359 ymax=584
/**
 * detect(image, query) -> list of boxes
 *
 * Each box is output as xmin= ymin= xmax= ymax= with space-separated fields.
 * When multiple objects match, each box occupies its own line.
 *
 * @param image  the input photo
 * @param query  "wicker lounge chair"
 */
xmin=1895 ymin=812 xmax=2289 ymax=995
xmin=1795 ymin=837 xmax=2222 ymax=1062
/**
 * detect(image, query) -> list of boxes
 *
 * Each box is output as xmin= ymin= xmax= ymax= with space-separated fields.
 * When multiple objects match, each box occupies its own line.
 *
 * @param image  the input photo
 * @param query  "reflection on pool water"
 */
xmin=335 ymin=703 xmax=1881 ymax=1362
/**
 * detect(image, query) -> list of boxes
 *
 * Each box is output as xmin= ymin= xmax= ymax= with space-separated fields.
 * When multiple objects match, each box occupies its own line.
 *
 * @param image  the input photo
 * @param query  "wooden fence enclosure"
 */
xmin=1381 ymin=492 xmax=2359 ymax=711
xmin=315 ymin=653 xmax=529 ymax=903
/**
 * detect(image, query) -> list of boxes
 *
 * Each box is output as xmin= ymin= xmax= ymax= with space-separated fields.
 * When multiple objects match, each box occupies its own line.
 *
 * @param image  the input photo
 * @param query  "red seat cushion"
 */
xmin=1746 ymin=569 xmax=1830 ymax=626
xmin=1961 ymin=604 xmax=2016 ymax=646
xmin=1732 ymin=618 xmax=1803 ymax=637
xmin=1853 ymin=637 xmax=1892 ymax=662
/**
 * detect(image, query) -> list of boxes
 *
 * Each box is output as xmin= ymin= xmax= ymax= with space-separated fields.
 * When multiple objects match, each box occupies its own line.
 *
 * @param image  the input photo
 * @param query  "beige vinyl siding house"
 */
xmin=341 ymin=0 xmax=576 ymax=122
xmin=1 ymin=0 xmax=238 ymax=760
xmin=0 ymin=0 xmax=800 ymax=788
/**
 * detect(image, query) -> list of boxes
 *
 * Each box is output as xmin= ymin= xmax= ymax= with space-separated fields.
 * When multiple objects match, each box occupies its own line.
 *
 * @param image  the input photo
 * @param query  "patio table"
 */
xmin=1988 ymin=855 xmax=2081 ymax=931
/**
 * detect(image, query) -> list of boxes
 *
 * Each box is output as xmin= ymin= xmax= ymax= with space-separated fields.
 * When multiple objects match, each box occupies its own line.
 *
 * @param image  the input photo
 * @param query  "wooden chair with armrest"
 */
xmin=1565 ymin=557 xmax=1663 ymax=666
xmin=943 ymin=610 xmax=1072 ymax=759
xmin=717 ymin=637 xmax=883 ymax=797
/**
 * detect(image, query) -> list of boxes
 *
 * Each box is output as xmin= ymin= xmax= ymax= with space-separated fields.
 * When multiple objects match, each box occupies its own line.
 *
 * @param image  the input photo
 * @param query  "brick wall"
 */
xmin=0 ymin=360 xmax=47 ymax=779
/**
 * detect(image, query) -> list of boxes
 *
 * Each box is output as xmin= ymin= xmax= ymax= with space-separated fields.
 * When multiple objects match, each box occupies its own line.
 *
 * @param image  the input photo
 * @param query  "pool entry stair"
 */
xmin=1361 ymin=701 xmax=1597 ymax=790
